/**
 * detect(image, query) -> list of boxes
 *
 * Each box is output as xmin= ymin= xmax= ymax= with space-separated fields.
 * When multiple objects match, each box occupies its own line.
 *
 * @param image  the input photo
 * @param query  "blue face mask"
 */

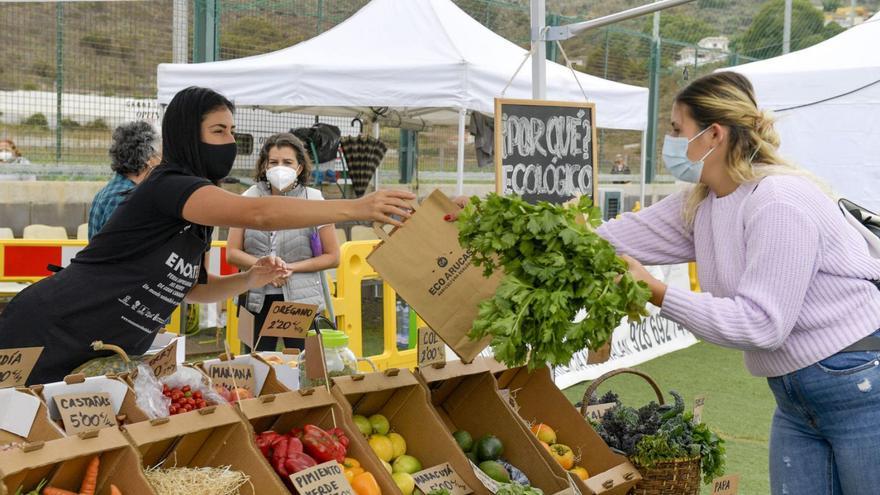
xmin=661 ymin=127 xmax=716 ymax=183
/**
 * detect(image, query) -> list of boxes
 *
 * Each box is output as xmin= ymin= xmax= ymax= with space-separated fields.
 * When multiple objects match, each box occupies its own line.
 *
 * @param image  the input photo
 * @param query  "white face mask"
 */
xmin=266 ymin=166 xmax=299 ymax=192
xmin=0 ymin=151 xmax=13 ymax=162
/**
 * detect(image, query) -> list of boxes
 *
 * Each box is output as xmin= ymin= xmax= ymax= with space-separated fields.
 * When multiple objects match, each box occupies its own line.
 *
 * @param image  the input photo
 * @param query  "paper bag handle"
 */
xmin=372 ymin=223 xmax=392 ymax=242
xmin=371 ymin=199 xmax=420 ymax=242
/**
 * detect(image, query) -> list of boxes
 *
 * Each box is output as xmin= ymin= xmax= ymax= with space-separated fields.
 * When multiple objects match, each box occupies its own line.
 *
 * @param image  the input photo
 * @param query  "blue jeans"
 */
xmin=768 ymin=337 xmax=880 ymax=494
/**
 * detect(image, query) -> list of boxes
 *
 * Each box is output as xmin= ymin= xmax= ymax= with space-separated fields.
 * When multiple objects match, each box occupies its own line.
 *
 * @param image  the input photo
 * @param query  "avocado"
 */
xmin=453 ymin=430 xmax=474 ymax=452
xmin=478 ymin=460 xmax=511 ymax=484
xmin=475 ymin=435 xmax=504 ymax=462
xmin=465 ymin=451 xmax=479 ymax=463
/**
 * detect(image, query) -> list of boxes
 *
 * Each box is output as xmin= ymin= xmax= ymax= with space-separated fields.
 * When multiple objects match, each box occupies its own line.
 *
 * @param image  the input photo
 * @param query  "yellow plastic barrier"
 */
xmin=225 ymin=240 xmax=418 ymax=369
xmin=331 ymin=240 xmax=417 ymax=370
xmin=688 ymin=262 xmax=701 ymax=292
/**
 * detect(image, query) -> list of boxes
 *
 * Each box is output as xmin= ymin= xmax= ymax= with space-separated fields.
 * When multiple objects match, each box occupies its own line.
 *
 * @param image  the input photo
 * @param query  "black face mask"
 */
xmin=199 ymin=141 xmax=237 ymax=182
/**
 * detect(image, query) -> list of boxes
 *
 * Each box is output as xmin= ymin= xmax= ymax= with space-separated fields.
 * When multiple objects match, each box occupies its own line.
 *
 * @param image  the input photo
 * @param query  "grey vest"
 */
xmin=244 ymin=184 xmax=325 ymax=313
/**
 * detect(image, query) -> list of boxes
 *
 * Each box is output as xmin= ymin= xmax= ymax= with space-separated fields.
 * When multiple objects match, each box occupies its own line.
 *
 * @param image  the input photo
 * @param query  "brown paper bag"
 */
xmin=366 ymin=189 xmax=502 ymax=362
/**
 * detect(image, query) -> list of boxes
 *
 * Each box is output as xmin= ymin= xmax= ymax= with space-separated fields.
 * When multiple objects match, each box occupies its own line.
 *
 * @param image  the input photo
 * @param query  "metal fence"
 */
xmin=0 ymin=0 xmax=871 ymax=184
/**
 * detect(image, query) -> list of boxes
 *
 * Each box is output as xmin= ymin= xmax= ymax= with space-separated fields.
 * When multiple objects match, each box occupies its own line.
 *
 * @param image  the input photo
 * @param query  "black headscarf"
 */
xmin=160 ymin=87 xmax=235 ymax=178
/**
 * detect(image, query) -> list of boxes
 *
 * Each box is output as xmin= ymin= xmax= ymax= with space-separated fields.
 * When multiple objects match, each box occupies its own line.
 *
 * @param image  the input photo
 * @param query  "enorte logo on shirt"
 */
xmin=165 ymin=252 xmax=199 ymax=278
xmin=428 ymin=250 xmax=474 ymax=296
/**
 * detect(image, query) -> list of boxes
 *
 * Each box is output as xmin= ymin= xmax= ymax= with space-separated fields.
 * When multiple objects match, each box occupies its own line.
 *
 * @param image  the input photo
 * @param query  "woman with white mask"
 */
xmin=226 ymin=132 xmax=339 ymax=351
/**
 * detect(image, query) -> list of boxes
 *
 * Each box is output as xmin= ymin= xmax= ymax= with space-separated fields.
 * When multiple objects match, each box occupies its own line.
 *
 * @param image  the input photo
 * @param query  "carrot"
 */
xmin=41 ymin=488 xmax=78 ymax=495
xmin=109 ymin=484 xmax=122 ymax=495
xmin=79 ymin=456 xmax=100 ymax=495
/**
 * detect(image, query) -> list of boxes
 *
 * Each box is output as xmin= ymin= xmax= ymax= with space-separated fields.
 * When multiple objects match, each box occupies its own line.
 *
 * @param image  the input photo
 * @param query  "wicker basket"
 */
xmin=581 ymin=368 xmax=702 ymax=495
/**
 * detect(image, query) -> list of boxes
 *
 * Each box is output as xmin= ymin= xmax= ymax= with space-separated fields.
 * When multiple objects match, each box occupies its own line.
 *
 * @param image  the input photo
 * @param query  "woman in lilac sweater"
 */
xmin=608 ymin=72 xmax=880 ymax=494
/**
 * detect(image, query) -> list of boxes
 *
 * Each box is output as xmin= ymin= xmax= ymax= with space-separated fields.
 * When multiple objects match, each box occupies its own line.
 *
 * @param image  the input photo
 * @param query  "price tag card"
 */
xmin=498 ymin=389 xmax=520 ymax=413
xmin=238 ymin=306 xmax=256 ymax=349
xmin=585 ymin=403 xmax=616 ymax=423
xmin=54 ymin=392 xmax=117 ymax=434
xmin=469 ymin=460 xmax=501 ymax=494
xmin=147 ymin=339 xmax=178 ymax=379
xmin=711 ymin=474 xmax=740 ymax=495
xmin=261 ymin=301 xmax=318 ymax=339
xmin=418 ymin=327 xmax=446 ymax=368
xmin=413 ymin=463 xmax=473 ymax=495
xmin=693 ymin=395 xmax=706 ymax=424
xmin=208 ymin=363 xmax=257 ymax=396
xmin=289 ymin=461 xmax=354 ymax=495
xmin=0 ymin=347 xmax=43 ymax=388
xmin=305 ymin=334 xmax=328 ymax=385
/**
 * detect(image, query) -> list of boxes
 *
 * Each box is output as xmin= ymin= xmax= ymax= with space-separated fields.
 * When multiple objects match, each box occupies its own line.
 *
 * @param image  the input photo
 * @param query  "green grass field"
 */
xmin=562 ymin=342 xmax=776 ymax=494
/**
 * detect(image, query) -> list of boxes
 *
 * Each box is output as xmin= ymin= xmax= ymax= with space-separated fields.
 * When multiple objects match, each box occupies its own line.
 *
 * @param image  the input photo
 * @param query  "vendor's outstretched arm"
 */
xmin=182 ymin=186 xmax=415 ymax=230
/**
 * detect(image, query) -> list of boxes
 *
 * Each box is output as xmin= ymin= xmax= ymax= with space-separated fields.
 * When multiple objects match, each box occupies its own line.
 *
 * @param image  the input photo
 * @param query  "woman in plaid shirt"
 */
xmin=87 ymin=121 xmax=161 ymax=239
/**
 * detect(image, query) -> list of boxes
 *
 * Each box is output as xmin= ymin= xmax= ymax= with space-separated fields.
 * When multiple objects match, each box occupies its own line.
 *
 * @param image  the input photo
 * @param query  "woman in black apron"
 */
xmin=0 ymin=87 xmax=413 ymax=384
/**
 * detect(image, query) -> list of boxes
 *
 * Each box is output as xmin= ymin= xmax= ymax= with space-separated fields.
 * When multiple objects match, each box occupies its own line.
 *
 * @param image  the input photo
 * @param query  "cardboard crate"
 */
xmin=0 ymin=427 xmax=155 ymax=495
xmin=124 ymin=403 xmax=288 ymax=495
xmin=0 ymin=388 xmax=64 ymax=448
xmin=417 ymin=361 xmax=574 ymax=495
xmin=332 ymin=369 xmax=489 ymax=495
xmin=493 ymin=364 xmax=641 ymax=495
xmin=199 ymin=353 xmax=291 ymax=399
xmin=239 ymin=386 xmax=397 ymax=493
xmin=33 ymin=373 xmax=150 ymax=434
xmin=255 ymin=350 xmax=301 ymax=391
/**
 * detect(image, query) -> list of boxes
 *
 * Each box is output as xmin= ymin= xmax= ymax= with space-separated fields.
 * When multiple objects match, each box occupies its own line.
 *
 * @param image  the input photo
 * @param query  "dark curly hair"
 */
xmin=108 ymin=121 xmax=159 ymax=175
xmin=254 ymin=132 xmax=313 ymax=186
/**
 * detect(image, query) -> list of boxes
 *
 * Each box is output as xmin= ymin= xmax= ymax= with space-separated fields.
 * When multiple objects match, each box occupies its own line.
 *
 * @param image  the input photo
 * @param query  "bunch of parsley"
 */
xmin=456 ymin=194 xmax=650 ymax=369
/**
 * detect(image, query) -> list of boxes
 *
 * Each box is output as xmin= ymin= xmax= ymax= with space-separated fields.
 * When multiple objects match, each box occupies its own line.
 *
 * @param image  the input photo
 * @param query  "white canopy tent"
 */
xmin=157 ymin=0 xmax=648 ymax=193
xmin=731 ymin=14 xmax=880 ymax=210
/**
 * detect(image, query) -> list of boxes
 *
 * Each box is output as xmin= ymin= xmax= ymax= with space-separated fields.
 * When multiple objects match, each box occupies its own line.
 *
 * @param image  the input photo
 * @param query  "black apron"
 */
xmin=0 ymin=224 xmax=210 ymax=384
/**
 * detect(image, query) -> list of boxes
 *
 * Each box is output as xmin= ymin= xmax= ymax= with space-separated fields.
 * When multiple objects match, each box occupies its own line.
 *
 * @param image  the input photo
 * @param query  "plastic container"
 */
xmin=298 ymin=329 xmax=359 ymax=388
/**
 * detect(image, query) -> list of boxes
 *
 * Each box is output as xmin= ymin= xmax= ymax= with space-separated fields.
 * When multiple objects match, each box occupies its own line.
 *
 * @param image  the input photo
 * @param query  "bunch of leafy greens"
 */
xmin=456 ymin=194 xmax=650 ymax=369
xmin=596 ymin=391 xmax=726 ymax=484
xmin=495 ymin=483 xmax=544 ymax=495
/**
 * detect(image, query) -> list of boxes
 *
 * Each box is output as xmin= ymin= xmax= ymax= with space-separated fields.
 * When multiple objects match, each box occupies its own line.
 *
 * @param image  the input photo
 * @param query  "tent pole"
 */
xmin=640 ymin=130 xmax=647 ymax=207
xmin=456 ymin=108 xmax=467 ymax=196
xmin=373 ymin=121 xmax=381 ymax=191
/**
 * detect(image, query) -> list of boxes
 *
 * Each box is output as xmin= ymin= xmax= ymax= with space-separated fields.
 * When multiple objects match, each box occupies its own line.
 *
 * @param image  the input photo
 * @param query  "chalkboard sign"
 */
xmin=494 ymin=98 xmax=598 ymax=204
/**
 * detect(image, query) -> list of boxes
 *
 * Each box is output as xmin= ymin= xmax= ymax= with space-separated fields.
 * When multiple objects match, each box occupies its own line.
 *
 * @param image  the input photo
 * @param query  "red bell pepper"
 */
xmin=287 ymin=435 xmax=304 ymax=456
xmin=285 ymin=452 xmax=318 ymax=474
xmin=301 ymin=424 xmax=345 ymax=463
xmin=328 ymin=427 xmax=350 ymax=452
xmin=255 ymin=431 xmax=280 ymax=458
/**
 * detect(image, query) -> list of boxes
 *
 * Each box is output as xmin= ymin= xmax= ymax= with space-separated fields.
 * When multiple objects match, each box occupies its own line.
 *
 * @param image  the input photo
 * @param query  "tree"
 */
xmin=822 ymin=0 xmax=842 ymax=12
xmin=734 ymin=0 xmax=834 ymax=59
xmin=643 ymin=14 xmax=718 ymax=45
xmin=642 ymin=14 xmax=719 ymax=68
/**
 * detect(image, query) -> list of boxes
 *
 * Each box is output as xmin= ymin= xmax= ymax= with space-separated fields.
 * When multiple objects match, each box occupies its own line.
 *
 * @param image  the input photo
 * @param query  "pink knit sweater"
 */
xmin=597 ymin=175 xmax=880 ymax=377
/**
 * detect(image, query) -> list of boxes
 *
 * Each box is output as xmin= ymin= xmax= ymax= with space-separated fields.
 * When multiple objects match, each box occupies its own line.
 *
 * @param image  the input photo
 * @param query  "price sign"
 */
xmin=498 ymin=389 xmax=520 ymax=413
xmin=208 ymin=363 xmax=257 ymax=396
xmin=585 ymin=403 xmax=616 ymax=423
xmin=54 ymin=392 xmax=117 ymax=434
xmin=261 ymin=302 xmax=318 ymax=339
xmin=147 ymin=340 xmax=178 ymax=379
xmin=289 ymin=461 xmax=354 ymax=495
xmin=711 ymin=474 xmax=740 ymax=495
xmin=0 ymin=347 xmax=43 ymax=388
xmin=418 ymin=327 xmax=446 ymax=368
xmin=693 ymin=395 xmax=706 ymax=425
xmin=413 ymin=463 xmax=472 ymax=495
